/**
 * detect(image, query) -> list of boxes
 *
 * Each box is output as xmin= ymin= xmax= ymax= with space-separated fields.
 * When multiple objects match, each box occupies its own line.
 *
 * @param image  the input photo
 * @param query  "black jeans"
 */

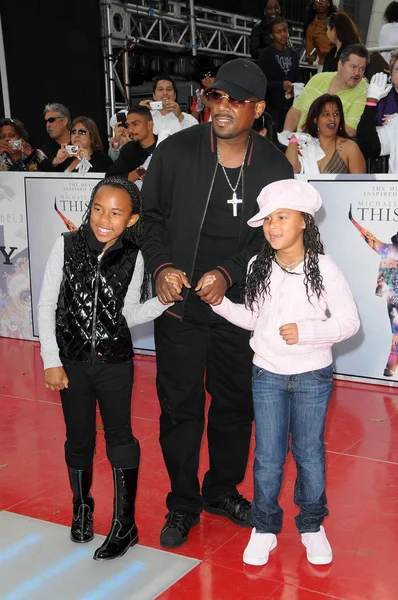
xmin=60 ymin=360 xmax=139 ymax=470
xmin=154 ymin=290 xmax=254 ymax=513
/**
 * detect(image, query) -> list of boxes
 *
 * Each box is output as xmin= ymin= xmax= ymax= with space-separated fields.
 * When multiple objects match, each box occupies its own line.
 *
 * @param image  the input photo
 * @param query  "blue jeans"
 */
xmin=251 ymin=365 xmax=333 ymax=534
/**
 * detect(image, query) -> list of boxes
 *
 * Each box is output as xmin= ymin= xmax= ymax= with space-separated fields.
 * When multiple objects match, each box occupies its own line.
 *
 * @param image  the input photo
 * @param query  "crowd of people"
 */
xmin=2 ymin=2 xmax=398 ymax=177
xmin=1 ymin=0 xmax=396 ymax=571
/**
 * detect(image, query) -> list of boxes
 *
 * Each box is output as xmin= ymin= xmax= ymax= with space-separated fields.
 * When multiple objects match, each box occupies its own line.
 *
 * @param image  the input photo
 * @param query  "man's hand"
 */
xmin=279 ymin=323 xmax=299 ymax=345
xmin=163 ymin=99 xmax=182 ymax=119
xmin=128 ymin=169 xmax=142 ymax=183
xmin=195 ymin=270 xmax=227 ymax=306
xmin=113 ymin=123 xmax=129 ymax=145
xmin=21 ymin=141 xmax=33 ymax=156
xmin=156 ymin=267 xmax=191 ymax=304
xmin=283 ymin=80 xmax=293 ymax=93
xmin=0 ymin=140 xmax=12 ymax=155
xmin=44 ymin=367 xmax=69 ymax=391
xmin=53 ymin=144 xmax=69 ymax=166
xmin=139 ymin=99 xmax=152 ymax=109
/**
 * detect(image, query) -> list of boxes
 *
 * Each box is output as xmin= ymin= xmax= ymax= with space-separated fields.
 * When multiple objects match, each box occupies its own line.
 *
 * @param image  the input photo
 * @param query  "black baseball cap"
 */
xmin=206 ymin=58 xmax=267 ymax=101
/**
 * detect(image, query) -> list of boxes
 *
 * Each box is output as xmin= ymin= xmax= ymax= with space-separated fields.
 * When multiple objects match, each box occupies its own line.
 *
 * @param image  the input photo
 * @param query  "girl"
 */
xmin=38 ymin=176 xmax=172 ymax=561
xmin=257 ymin=18 xmax=299 ymax=132
xmin=208 ymin=179 xmax=360 ymax=566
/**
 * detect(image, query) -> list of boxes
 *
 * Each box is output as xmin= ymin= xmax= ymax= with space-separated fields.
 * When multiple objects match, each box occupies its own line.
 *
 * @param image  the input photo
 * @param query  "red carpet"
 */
xmin=1 ymin=337 xmax=397 ymax=599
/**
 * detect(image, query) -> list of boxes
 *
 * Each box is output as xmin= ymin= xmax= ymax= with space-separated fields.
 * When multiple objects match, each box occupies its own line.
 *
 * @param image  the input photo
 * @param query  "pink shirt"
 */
xmin=212 ymin=254 xmax=360 ymax=375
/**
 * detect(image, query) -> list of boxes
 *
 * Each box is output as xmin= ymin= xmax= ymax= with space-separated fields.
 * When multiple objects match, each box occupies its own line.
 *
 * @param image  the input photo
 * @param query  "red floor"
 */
xmin=1 ymin=337 xmax=398 ymax=599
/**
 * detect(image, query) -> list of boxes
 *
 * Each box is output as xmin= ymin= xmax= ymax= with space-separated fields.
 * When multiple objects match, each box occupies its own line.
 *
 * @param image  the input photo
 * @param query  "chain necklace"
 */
xmin=275 ymin=254 xmax=305 ymax=272
xmin=217 ymin=141 xmax=249 ymax=217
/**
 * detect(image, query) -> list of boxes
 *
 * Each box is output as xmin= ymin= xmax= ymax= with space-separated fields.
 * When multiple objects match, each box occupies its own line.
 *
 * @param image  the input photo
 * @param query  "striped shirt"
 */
xmin=293 ymin=72 xmax=368 ymax=132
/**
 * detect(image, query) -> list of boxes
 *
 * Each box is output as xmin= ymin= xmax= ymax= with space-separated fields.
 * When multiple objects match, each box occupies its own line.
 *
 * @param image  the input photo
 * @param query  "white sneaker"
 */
xmin=243 ymin=528 xmax=277 ymax=566
xmin=301 ymin=526 xmax=333 ymax=565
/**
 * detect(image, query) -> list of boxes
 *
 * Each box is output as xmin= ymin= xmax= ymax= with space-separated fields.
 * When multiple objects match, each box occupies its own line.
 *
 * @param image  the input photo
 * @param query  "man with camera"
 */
xmin=39 ymin=103 xmax=71 ymax=169
xmin=139 ymin=75 xmax=198 ymax=142
xmin=106 ymin=105 xmax=157 ymax=183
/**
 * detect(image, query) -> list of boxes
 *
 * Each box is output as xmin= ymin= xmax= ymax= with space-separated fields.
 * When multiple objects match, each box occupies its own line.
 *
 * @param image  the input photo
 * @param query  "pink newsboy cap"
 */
xmin=247 ymin=179 xmax=322 ymax=228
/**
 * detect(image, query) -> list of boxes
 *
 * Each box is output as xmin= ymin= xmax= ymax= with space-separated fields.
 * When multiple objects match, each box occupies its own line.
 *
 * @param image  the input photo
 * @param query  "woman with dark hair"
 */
xmin=285 ymin=93 xmax=365 ymax=173
xmin=38 ymin=176 xmax=172 ymax=560
xmin=0 ymin=118 xmax=46 ymax=171
xmin=304 ymin=0 xmax=338 ymax=68
xmin=52 ymin=116 xmax=112 ymax=173
xmin=323 ymin=11 xmax=362 ymax=72
xmin=379 ymin=1 xmax=398 ymax=63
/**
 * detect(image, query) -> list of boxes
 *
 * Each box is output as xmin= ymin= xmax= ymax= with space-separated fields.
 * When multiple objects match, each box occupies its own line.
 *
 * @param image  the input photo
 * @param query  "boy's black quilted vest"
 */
xmin=56 ymin=231 xmax=139 ymax=363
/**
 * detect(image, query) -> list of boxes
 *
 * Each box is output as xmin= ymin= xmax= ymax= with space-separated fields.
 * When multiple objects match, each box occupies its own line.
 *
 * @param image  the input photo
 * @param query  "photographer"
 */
xmin=52 ymin=116 xmax=112 ymax=174
xmin=107 ymin=106 xmax=157 ymax=186
xmin=0 ymin=118 xmax=46 ymax=172
xmin=139 ymin=75 xmax=198 ymax=141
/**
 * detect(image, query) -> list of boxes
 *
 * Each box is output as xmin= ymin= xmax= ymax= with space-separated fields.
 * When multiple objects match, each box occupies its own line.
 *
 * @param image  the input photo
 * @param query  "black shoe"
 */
xmin=204 ymin=493 xmax=251 ymax=527
xmin=93 ymin=467 xmax=139 ymax=561
xmin=160 ymin=509 xmax=200 ymax=549
xmin=68 ymin=465 xmax=95 ymax=543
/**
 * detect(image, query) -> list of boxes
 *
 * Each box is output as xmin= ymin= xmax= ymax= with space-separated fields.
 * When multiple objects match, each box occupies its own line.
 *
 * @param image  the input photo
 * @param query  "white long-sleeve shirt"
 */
xmin=212 ymin=254 xmax=360 ymax=375
xmin=38 ymin=236 xmax=170 ymax=370
xmin=151 ymin=110 xmax=198 ymax=143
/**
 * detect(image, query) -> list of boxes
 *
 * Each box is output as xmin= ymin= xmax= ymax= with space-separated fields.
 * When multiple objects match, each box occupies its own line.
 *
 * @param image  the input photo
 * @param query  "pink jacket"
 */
xmin=212 ymin=254 xmax=360 ymax=375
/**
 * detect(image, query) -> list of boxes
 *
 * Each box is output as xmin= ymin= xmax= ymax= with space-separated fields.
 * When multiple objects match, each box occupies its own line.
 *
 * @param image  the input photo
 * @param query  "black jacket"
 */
xmin=250 ymin=18 xmax=272 ymax=59
xmin=56 ymin=230 xmax=138 ymax=363
xmin=106 ymin=138 xmax=157 ymax=178
xmin=141 ymin=123 xmax=293 ymax=319
xmin=356 ymin=105 xmax=381 ymax=159
xmin=322 ymin=43 xmax=348 ymax=73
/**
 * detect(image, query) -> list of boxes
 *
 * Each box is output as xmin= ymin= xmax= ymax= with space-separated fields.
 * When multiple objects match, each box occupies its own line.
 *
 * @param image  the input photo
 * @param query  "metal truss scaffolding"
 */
xmin=100 ymin=0 xmax=304 ymax=135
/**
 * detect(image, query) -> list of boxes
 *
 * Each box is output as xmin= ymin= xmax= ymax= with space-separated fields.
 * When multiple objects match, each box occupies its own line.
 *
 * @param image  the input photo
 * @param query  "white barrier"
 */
xmin=1 ymin=171 xmax=398 ymax=384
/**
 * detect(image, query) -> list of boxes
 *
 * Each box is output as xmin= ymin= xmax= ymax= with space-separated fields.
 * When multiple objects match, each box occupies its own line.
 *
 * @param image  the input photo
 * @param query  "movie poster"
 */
xmin=302 ymin=175 xmax=398 ymax=385
xmin=0 ymin=173 xmax=32 ymax=339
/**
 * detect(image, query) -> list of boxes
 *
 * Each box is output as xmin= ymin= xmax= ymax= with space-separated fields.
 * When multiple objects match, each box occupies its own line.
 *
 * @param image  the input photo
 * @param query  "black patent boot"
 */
xmin=93 ymin=467 xmax=139 ymax=561
xmin=68 ymin=465 xmax=95 ymax=543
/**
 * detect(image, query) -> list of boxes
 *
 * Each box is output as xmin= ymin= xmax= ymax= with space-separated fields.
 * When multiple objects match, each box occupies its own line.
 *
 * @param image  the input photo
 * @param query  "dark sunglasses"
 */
xmin=201 ymin=71 xmax=215 ymax=79
xmin=44 ymin=116 xmax=62 ymax=124
xmin=205 ymin=91 xmax=258 ymax=109
xmin=71 ymin=128 xmax=89 ymax=135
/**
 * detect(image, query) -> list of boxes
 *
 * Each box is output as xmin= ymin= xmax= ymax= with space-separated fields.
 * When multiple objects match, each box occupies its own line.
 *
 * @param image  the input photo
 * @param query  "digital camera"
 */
xmin=8 ymin=139 xmax=23 ymax=151
xmin=66 ymin=144 xmax=79 ymax=156
xmin=149 ymin=101 xmax=163 ymax=110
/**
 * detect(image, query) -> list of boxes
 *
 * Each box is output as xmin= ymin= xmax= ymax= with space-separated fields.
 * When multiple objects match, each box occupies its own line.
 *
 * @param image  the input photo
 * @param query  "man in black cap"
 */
xmin=142 ymin=58 xmax=293 ymax=549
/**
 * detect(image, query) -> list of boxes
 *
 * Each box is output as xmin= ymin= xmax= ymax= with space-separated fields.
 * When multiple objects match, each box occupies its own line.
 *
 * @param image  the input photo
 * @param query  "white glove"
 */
xmin=367 ymin=73 xmax=392 ymax=102
xmin=195 ymin=88 xmax=204 ymax=112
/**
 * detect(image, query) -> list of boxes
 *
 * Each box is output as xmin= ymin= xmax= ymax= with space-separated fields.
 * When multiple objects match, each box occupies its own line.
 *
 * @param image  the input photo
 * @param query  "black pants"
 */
xmin=154 ymin=290 xmax=253 ymax=513
xmin=60 ymin=360 xmax=139 ymax=470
